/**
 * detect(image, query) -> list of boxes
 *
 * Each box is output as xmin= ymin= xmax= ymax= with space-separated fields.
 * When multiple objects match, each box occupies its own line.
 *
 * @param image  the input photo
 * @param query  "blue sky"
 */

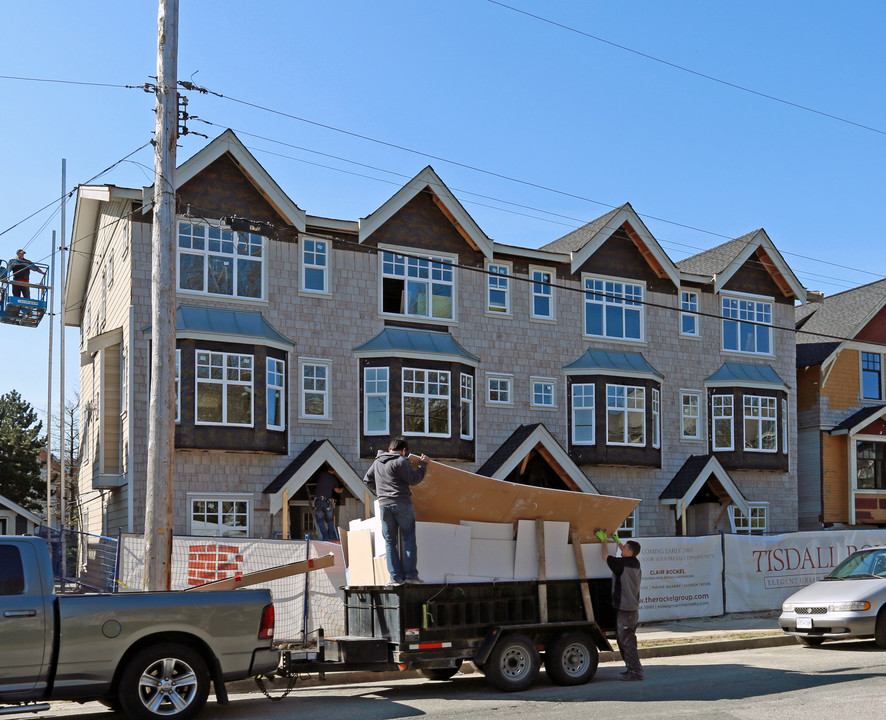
xmin=1 ymin=1 xmax=884 ymax=421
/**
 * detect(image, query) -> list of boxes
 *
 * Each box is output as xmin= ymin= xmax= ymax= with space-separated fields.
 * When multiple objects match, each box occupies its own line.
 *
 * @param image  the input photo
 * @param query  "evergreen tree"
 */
xmin=0 ymin=390 xmax=45 ymax=512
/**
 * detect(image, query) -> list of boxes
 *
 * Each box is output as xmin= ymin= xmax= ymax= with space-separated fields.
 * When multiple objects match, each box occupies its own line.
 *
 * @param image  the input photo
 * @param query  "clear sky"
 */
xmin=1 ymin=1 xmax=884 ymax=423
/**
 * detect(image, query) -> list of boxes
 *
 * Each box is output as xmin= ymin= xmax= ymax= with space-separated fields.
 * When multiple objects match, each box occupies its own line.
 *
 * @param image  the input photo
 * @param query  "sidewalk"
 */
xmin=233 ymin=611 xmax=792 ymax=693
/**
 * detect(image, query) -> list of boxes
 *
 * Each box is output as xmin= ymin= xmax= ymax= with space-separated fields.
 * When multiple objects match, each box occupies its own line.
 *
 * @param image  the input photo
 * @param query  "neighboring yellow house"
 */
xmin=796 ymin=279 xmax=886 ymax=528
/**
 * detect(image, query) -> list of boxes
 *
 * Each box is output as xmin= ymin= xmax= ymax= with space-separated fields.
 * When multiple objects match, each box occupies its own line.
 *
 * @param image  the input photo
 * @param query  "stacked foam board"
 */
xmin=345 ymin=516 xmax=610 ymax=585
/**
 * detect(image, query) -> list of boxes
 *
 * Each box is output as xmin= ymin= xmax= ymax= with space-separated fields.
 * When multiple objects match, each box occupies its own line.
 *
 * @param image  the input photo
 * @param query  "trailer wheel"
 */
xmin=117 ymin=642 xmax=210 ymax=720
xmin=544 ymin=631 xmax=598 ymax=686
xmin=485 ymin=633 xmax=540 ymax=692
xmin=418 ymin=661 xmax=462 ymax=681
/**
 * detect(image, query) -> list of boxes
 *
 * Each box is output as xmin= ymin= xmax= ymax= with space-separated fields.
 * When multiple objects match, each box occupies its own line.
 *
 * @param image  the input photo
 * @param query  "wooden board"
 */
xmin=410 ymin=458 xmax=639 ymax=542
xmin=186 ymin=553 xmax=335 ymax=592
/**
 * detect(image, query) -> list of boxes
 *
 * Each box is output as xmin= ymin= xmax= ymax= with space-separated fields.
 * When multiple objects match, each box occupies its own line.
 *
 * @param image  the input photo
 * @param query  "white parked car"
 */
xmin=779 ymin=547 xmax=886 ymax=647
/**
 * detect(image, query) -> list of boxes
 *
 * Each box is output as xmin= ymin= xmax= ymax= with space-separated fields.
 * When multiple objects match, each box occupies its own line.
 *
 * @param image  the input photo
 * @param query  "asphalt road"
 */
xmin=22 ymin=641 xmax=886 ymax=719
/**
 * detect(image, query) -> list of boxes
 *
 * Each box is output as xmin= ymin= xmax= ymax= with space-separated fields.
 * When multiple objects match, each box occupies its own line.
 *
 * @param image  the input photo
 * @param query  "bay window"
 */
xmin=607 ymin=384 xmax=645 ymax=446
xmin=571 ymin=383 xmax=595 ymax=445
xmin=364 ymin=367 xmax=389 ymax=435
xmin=743 ymin=395 xmax=777 ymax=451
xmin=266 ymin=358 xmax=285 ymax=430
xmin=712 ymin=395 xmax=734 ymax=451
xmin=403 ymin=368 xmax=450 ymax=436
xmin=196 ymin=351 xmax=253 ymax=426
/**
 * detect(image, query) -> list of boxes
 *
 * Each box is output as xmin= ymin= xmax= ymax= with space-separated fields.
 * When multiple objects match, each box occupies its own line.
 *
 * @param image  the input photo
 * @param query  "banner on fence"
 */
xmin=724 ymin=529 xmax=886 ymax=612
xmin=633 ymin=535 xmax=723 ymax=621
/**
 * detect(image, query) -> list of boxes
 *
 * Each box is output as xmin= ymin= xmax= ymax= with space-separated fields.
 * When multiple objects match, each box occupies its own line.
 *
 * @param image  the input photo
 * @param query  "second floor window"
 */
xmin=196 ymin=351 xmax=253 ymax=426
xmin=744 ymin=395 xmax=777 ymax=451
xmin=572 ymin=383 xmax=595 ymax=445
xmin=364 ymin=367 xmax=389 ymax=435
xmin=403 ymin=368 xmax=450 ymax=436
xmin=300 ymin=361 xmax=329 ymax=419
xmin=680 ymin=290 xmax=699 ymax=336
xmin=606 ymin=384 xmax=645 ymax=445
xmin=267 ymin=358 xmax=285 ymax=430
xmin=381 ymin=251 xmax=454 ymax=320
xmin=722 ymin=296 xmax=772 ymax=355
xmin=301 ymin=238 xmax=328 ymax=293
xmin=178 ymin=221 xmax=264 ymax=299
xmin=862 ymin=352 xmax=882 ymax=400
xmin=460 ymin=373 xmax=474 ymax=439
xmin=487 ymin=263 xmax=510 ymax=314
xmin=530 ymin=267 xmax=554 ymax=319
xmin=585 ymin=277 xmax=644 ymax=341
xmin=532 ymin=378 xmax=556 ymax=408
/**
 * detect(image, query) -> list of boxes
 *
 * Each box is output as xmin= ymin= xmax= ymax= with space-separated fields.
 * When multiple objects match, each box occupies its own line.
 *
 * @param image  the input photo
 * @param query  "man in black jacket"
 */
xmin=363 ymin=437 xmax=429 ymax=585
xmin=599 ymin=531 xmax=643 ymax=681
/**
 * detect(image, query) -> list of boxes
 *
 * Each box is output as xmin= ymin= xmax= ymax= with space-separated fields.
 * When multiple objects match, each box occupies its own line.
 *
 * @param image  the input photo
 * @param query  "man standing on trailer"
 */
xmin=363 ymin=437 xmax=429 ymax=586
xmin=8 ymin=249 xmax=45 ymax=299
xmin=598 ymin=530 xmax=644 ymax=681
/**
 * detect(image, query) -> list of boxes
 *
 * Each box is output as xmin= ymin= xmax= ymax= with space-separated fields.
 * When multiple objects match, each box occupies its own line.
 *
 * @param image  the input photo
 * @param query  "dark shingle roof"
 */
xmin=796 ymin=342 xmax=840 ymax=369
xmin=539 ymin=205 xmax=625 ymax=254
xmin=659 ymin=454 xmax=714 ymax=501
xmin=795 ymin=279 xmax=886 ymax=352
xmin=830 ymin=405 xmax=886 ymax=434
xmin=675 ymin=231 xmax=759 ymax=276
xmin=263 ymin=439 xmax=325 ymax=494
xmin=475 ymin=424 xmax=541 ymax=477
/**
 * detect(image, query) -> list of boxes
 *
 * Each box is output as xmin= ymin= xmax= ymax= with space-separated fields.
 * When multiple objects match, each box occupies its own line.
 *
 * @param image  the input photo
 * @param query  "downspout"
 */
xmin=848 ymin=430 xmax=857 ymax=526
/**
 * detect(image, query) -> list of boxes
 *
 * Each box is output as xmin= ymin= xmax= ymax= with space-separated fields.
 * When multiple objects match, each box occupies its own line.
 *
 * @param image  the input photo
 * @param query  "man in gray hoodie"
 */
xmin=363 ymin=437 xmax=430 ymax=585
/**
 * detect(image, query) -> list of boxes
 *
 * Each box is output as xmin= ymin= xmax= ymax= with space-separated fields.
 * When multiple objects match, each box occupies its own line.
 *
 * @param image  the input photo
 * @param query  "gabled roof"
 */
xmin=676 ymin=229 xmax=806 ymax=301
xmin=358 ymin=166 xmax=493 ymax=258
xmin=541 ymin=203 xmax=681 ymax=286
xmin=659 ymin=454 xmax=749 ymax=518
xmin=830 ymin=405 xmax=886 ymax=436
xmin=475 ymin=423 xmax=599 ymax=493
xmin=0 ymin=493 xmax=43 ymax=525
xmin=562 ymin=348 xmax=662 ymax=380
xmin=141 ymin=305 xmax=294 ymax=351
xmin=353 ymin=327 xmax=479 ymax=366
xmin=142 ymin=129 xmax=306 ymax=232
xmin=263 ymin=440 xmax=372 ymax=515
xmin=705 ymin=362 xmax=788 ymax=389
xmin=795 ymin=279 xmax=886 ymax=369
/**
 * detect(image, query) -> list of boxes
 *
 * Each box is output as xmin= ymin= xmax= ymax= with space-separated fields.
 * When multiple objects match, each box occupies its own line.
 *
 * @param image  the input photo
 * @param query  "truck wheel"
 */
xmin=418 ymin=662 xmax=462 ymax=681
xmin=485 ymin=633 xmax=540 ymax=692
xmin=544 ymin=631 xmax=598 ymax=686
xmin=117 ymin=642 xmax=210 ymax=720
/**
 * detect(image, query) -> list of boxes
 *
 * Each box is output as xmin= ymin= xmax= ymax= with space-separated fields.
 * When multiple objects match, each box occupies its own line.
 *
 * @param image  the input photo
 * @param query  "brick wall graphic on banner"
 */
xmin=187 ymin=543 xmax=244 ymax=586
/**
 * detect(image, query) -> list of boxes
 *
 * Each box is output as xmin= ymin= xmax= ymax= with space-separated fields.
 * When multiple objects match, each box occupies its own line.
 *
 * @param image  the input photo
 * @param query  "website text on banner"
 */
xmin=634 ymin=535 xmax=722 ymax=622
xmin=725 ymin=529 xmax=886 ymax=613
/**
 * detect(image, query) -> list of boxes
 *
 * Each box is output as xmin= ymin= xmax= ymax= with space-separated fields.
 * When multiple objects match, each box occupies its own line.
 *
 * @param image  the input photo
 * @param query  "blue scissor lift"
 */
xmin=0 ymin=259 xmax=50 ymax=327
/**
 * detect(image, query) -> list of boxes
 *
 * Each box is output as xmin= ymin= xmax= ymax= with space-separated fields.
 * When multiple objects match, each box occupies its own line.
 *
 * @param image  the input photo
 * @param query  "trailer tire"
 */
xmin=117 ymin=642 xmax=210 ymax=720
xmin=543 ymin=631 xmax=598 ymax=686
xmin=418 ymin=662 xmax=462 ymax=681
xmin=485 ymin=633 xmax=540 ymax=692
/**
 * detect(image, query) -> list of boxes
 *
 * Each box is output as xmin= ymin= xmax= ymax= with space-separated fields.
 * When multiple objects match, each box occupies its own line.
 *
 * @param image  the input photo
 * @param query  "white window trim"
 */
xmin=378 ymin=244 xmax=458 ymax=325
xmin=606 ymin=383 xmax=646 ymax=446
xmin=861 ymin=351 xmax=884 ymax=401
xmin=530 ymin=376 xmax=557 ymax=409
xmin=712 ymin=394 xmax=734 ymax=451
xmin=298 ymin=357 xmax=332 ymax=422
xmin=300 ymin=235 xmax=331 ymax=295
xmin=529 ymin=265 xmax=556 ymax=321
xmin=582 ymin=273 xmax=646 ymax=342
xmin=743 ymin=395 xmax=778 ymax=453
xmin=680 ymin=390 xmax=702 ymax=440
xmin=485 ymin=259 xmax=512 ymax=316
xmin=486 ymin=372 xmax=514 ymax=407
xmin=176 ymin=218 xmax=267 ymax=302
xmin=728 ymin=502 xmax=769 ymax=534
xmin=618 ymin=508 xmax=637 ymax=538
xmin=402 ymin=367 xmax=451 ymax=437
xmin=266 ymin=357 xmax=286 ymax=431
xmin=571 ymin=382 xmax=595 ymax=446
xmin=363 ymin=366 xmax=390 ymax=436
xmin=195 ymin=351 xmax=255 ymax=427
xmin=679 ymin=288 xmax=700 ymax=338
xmin=720 ymin=291 xmax=774 ymax=357
xmin=187 ymin=492 xmax=252 ymax=538
xmin=460 ymin=373 xmax=474 ymax=440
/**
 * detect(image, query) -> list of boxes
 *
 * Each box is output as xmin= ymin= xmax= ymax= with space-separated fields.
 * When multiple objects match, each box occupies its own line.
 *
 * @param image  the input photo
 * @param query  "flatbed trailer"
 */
xmin=278 ymin=577 xmax=617 ymax=692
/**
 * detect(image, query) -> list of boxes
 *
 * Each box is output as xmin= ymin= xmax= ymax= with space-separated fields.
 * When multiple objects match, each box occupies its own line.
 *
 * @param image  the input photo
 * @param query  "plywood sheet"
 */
xmin=411 ymin=457 xmax=639 ymax=542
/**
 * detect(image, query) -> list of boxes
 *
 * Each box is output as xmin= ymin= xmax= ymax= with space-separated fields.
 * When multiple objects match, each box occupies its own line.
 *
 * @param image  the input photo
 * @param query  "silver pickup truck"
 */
xmin=0 ymin=535 xmax=279 ymax=719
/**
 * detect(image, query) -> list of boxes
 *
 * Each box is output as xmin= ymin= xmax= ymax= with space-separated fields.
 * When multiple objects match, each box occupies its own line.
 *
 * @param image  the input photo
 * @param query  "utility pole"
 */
xmin=144 ymin=0 xmax=179 ymax=591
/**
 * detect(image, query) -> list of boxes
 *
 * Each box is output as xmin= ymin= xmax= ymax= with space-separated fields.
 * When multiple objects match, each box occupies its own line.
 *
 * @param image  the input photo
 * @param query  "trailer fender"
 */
xmin=474 ymin=626 xmax=505 ymax=666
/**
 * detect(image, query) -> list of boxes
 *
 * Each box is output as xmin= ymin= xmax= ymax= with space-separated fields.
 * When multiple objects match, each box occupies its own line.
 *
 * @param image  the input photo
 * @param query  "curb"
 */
xmin=228 ymin=634 xmax=796 ymax=693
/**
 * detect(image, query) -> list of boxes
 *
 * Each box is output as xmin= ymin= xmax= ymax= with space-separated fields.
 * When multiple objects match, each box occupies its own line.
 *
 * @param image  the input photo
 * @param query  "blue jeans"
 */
xmin=313 ymin=498 xmax=338 ymax=541
xmin=380 ymin=502 xmax=417 ymax=583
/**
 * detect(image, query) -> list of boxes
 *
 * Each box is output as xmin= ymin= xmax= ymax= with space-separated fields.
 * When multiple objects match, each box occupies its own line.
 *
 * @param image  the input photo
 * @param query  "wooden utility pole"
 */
xmin=144 ymin=0 xmax=179 ymax=591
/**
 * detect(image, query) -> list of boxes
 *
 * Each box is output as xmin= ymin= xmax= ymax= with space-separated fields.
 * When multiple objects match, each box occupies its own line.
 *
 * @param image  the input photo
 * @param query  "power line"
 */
xmin=0 ymin=73 xmax=141 ymax=90
xmin=487 ymin=1 xmax=886 ymax=137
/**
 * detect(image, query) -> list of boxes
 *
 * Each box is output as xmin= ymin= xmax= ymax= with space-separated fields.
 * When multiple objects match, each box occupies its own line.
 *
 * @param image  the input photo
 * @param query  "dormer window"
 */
xmin=722 ymin=294 xmax=772 ymax=355
xmin=381 ymin=249 xmax=455 ymax=321
xmin=177 ymin=220 xmax=264 ymax=300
